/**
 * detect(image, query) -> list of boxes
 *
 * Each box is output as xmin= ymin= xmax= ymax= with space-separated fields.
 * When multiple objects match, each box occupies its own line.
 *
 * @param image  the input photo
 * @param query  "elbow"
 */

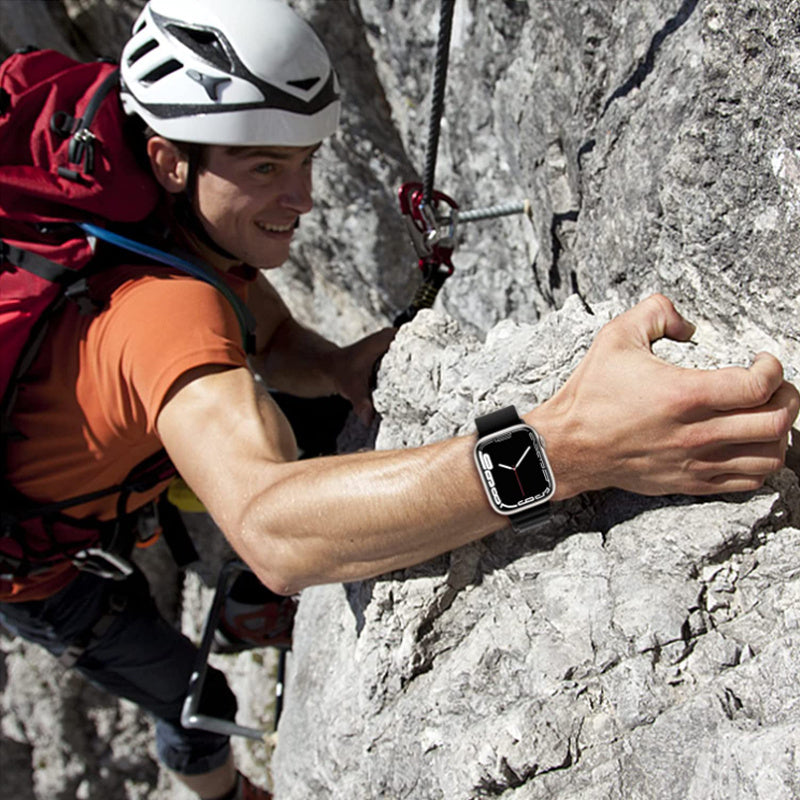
xmin=254 ymin=565 xmax=309 ymax=597
xmin=241 ymin=545 xmax=310 ymax=597
xmin=235 ymin=519 xmax=315 ymax=598
xmin=233 ymin=485 xmax=336 ymax=596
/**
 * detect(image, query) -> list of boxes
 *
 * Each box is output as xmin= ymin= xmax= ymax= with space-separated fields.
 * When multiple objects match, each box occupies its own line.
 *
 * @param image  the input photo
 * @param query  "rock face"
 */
xmin=2 ymin=0 xmax=800 ymax=798
xmin=275 ymin=301 xmax=800 ymax=798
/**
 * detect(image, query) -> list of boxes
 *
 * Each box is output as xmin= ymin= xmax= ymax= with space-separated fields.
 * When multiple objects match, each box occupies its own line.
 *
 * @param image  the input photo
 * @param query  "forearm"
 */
xmin=230 ymin=393 xmax=592 ymax=594
xmin=237 ymin=434 xmax=504 ymax=593
xmin=252 ymin=315 xmax=342 ymax=396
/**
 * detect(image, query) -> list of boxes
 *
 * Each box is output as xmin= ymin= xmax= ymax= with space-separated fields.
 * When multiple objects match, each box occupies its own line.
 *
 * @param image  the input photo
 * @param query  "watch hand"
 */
xmin=515 ymin=446 xmax=531 ymax=468
xmin=498 ymin=464 xmax=515 ymax=470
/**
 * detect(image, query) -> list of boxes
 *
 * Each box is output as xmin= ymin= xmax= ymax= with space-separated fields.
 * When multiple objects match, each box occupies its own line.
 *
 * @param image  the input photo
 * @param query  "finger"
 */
xmin=656 ymin=471 xmax=770 ymax=495
xmin=689 ymin=355 xmax=788 ymax=412
xmin=689 ymin=438 xmax=788 ymax=479
xmin=687 ymin=385 xmax=798 ymax=449
xmin=621 ymin=294 xmax=697 ymax=347
xmin=701 ymin=474 xmax=770 ymax=493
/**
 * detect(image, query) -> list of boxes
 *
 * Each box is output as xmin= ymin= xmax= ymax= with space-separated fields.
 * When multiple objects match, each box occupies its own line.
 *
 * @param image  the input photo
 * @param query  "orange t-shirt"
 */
xmin=4 ymin=264 xmax=252 ymax=601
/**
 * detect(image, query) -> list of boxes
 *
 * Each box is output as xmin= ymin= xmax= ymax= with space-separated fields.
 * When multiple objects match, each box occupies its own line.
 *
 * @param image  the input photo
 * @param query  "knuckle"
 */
xmin=678 ymin=422 xmax=713 ymax=452
xmin=731 ymin=477 xmax=766 ymax=494
xmin=788 ymin=384 xmax=800 ymax=417
xmin=772 ymin=405 xmax=795 ymax=439
xmin=768 ymin=456 xmax=785 ymax=474
xmin=669 ymin=380 xmax=699 ymax=417
xmin=748 ymin=369 xmax=775 ymax=405
xmin=647 ymin=293 xmax=673 ymax=316
xmin=684 ymin=458 xmax=706 ymax=478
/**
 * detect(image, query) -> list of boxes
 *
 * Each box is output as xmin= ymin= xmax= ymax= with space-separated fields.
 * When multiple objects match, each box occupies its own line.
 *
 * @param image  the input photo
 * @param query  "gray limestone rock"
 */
xmin=1 ymin=1 xmax=800 ymax=798
xmin=274 ymin=301 xmax=800 ymax=799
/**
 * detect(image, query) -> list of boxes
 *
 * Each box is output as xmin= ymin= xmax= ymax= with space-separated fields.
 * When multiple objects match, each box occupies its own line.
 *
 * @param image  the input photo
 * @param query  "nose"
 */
xmin=278 ymin=168 xmax=313 ymax=215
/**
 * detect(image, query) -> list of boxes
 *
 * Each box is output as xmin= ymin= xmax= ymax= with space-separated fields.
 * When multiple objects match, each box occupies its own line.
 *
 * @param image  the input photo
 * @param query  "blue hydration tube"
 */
xmin=78 ymin=221 xmax=256 ymax=353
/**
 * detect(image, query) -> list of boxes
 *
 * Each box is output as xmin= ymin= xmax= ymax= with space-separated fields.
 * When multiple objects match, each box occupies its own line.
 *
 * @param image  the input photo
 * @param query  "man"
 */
xmin=1 ymin=0 xmax=798 ymax=798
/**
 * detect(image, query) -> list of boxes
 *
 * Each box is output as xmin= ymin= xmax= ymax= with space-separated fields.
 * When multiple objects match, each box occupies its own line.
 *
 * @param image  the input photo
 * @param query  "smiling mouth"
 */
xmin=256 ymin=221 xmax=295 ymax=233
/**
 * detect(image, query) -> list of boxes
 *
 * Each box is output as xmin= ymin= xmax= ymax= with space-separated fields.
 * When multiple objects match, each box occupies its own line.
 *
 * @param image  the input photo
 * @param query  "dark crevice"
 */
xmin=720 ymin=687 xmax=744 ymax=719
xmin=476 ymin=742 xmax=574 ymax=796
xmin=574 ymin=0 xmax=699 ymax=172
xmin=577 ymin=137 xmax=596 ymax=169
xmin=601 ymin=0 xmax=700 ymax=115
xmin=549 ymin=209 xmax=580 ymax=292
xmin=570 ymin=270 xmax=593 ymax=314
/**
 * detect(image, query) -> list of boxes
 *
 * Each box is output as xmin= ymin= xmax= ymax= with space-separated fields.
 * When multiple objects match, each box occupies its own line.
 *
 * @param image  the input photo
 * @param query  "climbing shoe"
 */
xmin=213 ymin=569 xmax=296 ymax=654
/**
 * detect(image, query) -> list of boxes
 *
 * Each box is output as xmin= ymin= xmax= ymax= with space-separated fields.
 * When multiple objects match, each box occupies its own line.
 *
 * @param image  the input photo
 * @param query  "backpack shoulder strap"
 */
xmin=79 ymin=222 xmax=257 ymax=354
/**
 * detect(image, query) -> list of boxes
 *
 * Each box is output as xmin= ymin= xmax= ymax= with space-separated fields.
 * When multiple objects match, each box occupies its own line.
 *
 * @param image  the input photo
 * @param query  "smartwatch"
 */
xmin=474 ymin=406 xmax=555 ymax=533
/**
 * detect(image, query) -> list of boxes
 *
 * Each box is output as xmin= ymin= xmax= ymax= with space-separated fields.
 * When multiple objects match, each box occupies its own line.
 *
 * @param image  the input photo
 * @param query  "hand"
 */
xmin=530 ymin=294 xmax=800 ymax=498
xmin=333 ymin=327 xmax=397 ymax=423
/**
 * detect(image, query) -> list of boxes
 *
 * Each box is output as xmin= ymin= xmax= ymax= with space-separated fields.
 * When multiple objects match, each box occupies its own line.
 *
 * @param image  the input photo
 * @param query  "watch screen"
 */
xmin=475 ymin=426 xmax=554 ymax=512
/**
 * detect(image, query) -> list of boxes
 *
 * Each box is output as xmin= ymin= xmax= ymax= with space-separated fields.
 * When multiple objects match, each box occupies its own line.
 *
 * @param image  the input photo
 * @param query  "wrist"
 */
xmin=521 ymin=398 xmax=602 ymax=502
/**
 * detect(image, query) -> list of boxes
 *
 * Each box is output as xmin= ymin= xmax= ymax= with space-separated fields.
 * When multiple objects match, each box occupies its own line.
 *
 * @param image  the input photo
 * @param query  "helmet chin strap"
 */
xmin=174 ymin=193 xmax=239 ymax=261
xmin=175 ymin=142 xmax=239 ymax=262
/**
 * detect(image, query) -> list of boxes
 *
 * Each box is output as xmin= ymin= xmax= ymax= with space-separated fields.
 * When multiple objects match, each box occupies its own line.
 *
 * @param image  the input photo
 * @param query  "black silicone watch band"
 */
xmin=475 ymin=405 xmax=521 ymax=436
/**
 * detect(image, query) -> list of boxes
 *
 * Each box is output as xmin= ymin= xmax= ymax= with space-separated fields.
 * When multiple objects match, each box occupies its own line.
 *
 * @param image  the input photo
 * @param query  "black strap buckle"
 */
xmin=72 ymin=547 xmax=134 ymax=580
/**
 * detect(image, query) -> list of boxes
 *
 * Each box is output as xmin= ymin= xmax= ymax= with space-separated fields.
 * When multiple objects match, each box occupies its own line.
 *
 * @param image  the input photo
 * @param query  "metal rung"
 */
xmin=181 ymin=558 xmax=287 ymax=741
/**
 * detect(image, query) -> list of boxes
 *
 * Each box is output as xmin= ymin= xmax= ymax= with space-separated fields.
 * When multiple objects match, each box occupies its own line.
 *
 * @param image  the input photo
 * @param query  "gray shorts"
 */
xmin=0 ymin=566 xmax=236 ymax=776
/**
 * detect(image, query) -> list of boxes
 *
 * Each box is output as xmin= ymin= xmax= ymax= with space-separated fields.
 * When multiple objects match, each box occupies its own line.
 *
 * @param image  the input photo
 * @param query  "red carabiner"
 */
xmin=398 ymin=181 xmax=459 ymax=274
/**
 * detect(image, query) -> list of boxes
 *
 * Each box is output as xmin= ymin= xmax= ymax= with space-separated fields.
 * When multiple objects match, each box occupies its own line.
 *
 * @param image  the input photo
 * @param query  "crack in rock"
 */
xmin=602 ymin=0 xmax=701 ymax=115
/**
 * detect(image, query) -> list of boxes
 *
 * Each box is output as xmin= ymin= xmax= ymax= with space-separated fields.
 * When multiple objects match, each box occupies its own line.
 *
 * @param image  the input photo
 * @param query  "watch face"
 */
xmin=474 ymin=425 xmax=554 ymax=514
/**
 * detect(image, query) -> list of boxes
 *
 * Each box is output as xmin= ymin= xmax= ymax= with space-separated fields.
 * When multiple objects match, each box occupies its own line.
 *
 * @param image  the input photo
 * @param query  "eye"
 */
xmin=254 ymin=162 xmax=276 ymax=174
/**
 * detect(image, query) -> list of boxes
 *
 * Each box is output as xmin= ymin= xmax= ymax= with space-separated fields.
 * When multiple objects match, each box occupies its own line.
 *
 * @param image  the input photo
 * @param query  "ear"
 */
xmin=147 ymin=136 xmax=189 ymax=193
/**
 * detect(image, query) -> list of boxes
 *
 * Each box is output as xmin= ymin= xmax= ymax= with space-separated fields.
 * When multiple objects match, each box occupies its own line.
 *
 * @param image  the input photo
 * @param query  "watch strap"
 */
xmin=475 ymin=405 xmax=521 ymax=436
xmin=508 ymin=502 xmax=550 ymax=533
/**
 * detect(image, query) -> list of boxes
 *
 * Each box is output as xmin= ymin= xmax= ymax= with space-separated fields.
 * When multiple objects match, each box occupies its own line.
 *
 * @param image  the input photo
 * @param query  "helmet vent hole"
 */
xmin=127 ymin=39 xmax=159 ymax=66
xmin=287 ymin=77 xmax=321 ymax=92
xmin=141 ymin=58 xmax=183 ymax=85
xmin=167 ymin=25 xmax=232 ymax=73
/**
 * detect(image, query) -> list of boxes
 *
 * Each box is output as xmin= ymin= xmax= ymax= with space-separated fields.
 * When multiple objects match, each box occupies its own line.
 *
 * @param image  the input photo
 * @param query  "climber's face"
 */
xmin=193 ymin=143 xmax=317 ymax=269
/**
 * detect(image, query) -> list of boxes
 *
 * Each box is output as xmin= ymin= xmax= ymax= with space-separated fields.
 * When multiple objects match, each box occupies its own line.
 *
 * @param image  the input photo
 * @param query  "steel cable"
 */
xmin=422 ymin=0 xmax=456 ymax=205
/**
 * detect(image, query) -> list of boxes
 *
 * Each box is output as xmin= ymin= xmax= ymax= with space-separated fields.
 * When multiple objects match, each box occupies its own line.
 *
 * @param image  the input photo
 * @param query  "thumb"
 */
xmin=632 ymin=294 xmax=696 ymax=346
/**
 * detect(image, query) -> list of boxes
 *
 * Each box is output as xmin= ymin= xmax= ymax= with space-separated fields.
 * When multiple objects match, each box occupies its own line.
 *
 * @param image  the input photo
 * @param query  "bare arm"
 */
xmin=247 ymin=272 xmax=395 ymax=417
xmin=156 ymin=295 xmax=799 ymax=595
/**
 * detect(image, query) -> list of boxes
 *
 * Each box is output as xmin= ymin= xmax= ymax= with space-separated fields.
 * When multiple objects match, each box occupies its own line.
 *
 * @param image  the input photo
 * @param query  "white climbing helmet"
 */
xmin=119 ymin=0 xmax=340 ymax=146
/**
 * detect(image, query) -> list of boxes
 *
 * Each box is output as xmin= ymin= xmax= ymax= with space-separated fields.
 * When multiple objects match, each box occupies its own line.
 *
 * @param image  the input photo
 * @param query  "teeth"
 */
xmin=257 ymin=221 xmax=294 ymax=233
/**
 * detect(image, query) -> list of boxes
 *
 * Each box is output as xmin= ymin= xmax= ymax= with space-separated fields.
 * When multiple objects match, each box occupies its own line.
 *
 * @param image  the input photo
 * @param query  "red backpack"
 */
xmin=0 ymin=49 xmax=252 ymax=598
xmin=0 ymin=49 xmax=159 ymax=407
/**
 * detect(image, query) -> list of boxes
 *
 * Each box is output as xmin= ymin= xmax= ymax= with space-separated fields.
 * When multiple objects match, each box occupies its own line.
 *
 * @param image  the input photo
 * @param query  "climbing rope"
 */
xmin=395 ymin=0 xmax=533 ymax=326
xmin=422 ymin=0 xmax=456 ymax=205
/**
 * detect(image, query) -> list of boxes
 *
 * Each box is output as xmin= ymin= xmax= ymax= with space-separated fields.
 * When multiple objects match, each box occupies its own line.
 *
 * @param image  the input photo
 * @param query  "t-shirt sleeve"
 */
xmin=93 ymin=272 xmax=248 ymax=433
